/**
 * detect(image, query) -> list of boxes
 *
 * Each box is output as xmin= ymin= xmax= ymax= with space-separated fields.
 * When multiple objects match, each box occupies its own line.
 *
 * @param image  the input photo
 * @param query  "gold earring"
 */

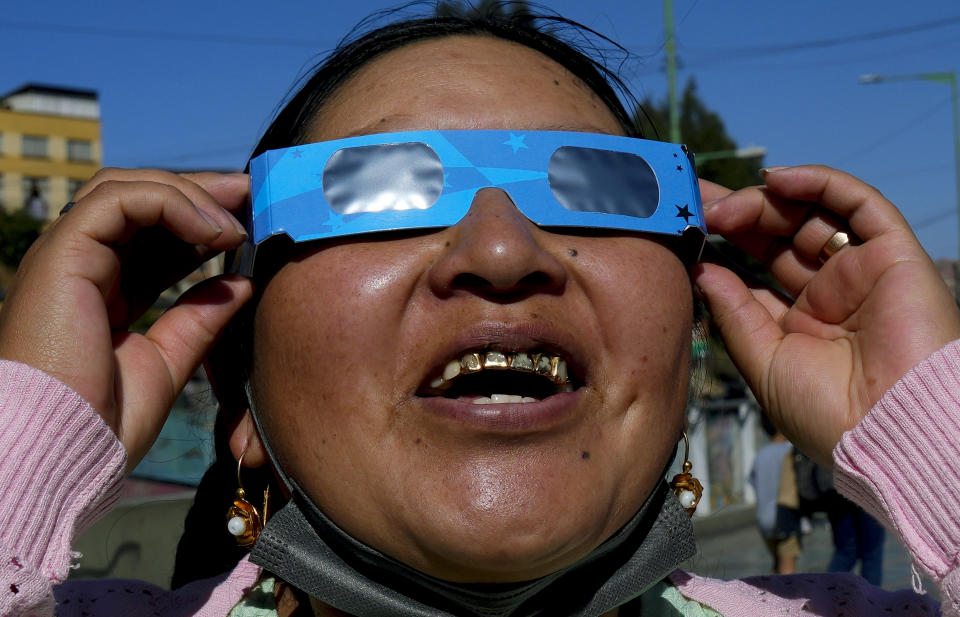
xmin=670 ymin=432 xmax=703 ymax=516
xmin=226 ymin=452 xmax=269 ymax=547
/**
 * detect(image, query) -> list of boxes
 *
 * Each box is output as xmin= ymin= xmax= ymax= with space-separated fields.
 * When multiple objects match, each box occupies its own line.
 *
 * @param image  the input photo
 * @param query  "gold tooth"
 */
xmin=461 ymin=353 xmax=482 ymax=373
xmin=535 ymin=354 xmax=552 ymax=377
xmin=483 ymin=351 xmax=509 ymax=370
xmin=434 ymin=351 xmax=571 ymax=388
xmin=510 ymin=352 xmax=534 ymax=371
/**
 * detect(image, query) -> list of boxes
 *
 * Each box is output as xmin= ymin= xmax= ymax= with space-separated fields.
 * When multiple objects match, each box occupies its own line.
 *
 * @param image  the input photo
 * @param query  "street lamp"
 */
xmin=696 ymin=146 xmax=767 ymax=163
xmin=859 ymin=71 xmax=960 ymax=260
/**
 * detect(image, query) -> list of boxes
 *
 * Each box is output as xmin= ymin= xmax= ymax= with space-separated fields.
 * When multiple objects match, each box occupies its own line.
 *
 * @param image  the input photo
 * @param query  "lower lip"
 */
xmin=416 ymin=391 xmax=582 ymax=433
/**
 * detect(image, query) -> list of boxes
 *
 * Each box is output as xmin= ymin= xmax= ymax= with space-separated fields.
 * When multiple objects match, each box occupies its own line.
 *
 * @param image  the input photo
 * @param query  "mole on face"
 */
xmin=567 ymin=248 xmax=578 ymax=257
xmin=581 ymin=451 xmax=590 ymax=460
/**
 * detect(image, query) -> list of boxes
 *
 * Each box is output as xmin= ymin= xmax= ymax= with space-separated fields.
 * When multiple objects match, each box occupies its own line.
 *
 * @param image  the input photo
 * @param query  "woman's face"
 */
xmin=249 ymin=35 xmax=693 ymax=582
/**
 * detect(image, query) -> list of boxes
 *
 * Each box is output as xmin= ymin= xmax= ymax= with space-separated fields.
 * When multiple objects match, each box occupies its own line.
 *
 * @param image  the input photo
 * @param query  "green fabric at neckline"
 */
xmin=227 ymin=577 xmax=724 ymax=617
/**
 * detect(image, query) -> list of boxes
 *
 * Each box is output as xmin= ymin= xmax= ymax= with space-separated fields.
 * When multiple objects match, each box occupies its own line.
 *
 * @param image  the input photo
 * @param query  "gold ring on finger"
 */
xmin=818 ymin=231 xmax=852 ymax=264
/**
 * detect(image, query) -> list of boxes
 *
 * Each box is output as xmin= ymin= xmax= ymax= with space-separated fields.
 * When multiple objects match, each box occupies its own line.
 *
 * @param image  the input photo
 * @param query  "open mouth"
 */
xmin=419 ymin=349 xmax=577 ymax=404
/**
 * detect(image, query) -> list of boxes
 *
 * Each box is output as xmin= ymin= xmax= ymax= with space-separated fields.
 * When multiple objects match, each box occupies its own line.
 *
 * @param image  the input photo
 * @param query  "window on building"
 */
xmin=67 ymin=178 xmax=85 ymax=199
xmin=22 ymin=176 xmax=49 ymax=198
xmin=22 ymin=135 xmax=48 ymax=158
xmin=67 ymin=139 xmax=93 ymax=162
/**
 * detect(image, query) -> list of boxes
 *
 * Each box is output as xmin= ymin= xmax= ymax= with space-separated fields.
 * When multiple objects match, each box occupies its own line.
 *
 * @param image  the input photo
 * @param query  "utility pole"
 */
xmin=663 ymin=0 xmax=681 ymax=143
xmin=860 ymin=72 xmax=960 ymax=261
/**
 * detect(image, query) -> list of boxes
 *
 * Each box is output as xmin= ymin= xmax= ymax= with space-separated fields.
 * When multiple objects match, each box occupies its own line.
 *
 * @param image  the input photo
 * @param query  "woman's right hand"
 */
xmin=0 ymin=169 xmax=253 ymax=470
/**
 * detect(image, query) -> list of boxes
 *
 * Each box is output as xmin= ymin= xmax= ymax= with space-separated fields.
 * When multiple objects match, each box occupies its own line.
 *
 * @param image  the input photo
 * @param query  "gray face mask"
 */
xmin=244 ymin=384 xmax=696 ymax=617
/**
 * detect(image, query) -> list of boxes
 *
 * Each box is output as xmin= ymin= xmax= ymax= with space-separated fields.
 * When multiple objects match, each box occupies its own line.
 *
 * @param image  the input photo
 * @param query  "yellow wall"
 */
xmin=0 ymin=109 xmax=102 ymax=217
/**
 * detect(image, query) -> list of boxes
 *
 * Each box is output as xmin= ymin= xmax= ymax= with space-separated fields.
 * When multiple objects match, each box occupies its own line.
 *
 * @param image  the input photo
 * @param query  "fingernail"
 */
xmin=227 ymin=211 xmax=248 ymax=237
xmin=703 ymin=198 xmax=724 ymax=211
xmin=759 ymin=166 xmax=791 ymax=177
xmin=197 ymin=208 xmax=223 ymax=234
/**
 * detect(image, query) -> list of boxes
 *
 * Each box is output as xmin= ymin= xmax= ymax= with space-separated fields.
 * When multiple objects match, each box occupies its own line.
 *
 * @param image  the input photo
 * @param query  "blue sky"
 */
xmin=2 ymin=1 xmax=958 ymax=258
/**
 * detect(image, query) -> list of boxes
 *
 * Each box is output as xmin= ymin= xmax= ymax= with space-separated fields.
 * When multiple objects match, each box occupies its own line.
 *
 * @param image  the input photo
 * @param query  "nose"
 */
xmin=428 ymin=188 xmax=567 ymax=300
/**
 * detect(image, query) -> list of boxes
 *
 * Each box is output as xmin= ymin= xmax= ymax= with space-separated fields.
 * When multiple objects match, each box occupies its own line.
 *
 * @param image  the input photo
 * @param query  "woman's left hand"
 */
xmin=693 ymin=165 xmax=960 ymax=467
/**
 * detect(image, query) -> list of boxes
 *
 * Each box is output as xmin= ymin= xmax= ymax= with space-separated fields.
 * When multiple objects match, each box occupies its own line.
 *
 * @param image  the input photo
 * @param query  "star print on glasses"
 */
xmin=229 ymin=130 xmax=706 ymax=276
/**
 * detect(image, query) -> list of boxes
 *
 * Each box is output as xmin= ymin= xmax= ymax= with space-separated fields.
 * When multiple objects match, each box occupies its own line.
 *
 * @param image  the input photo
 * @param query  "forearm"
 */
xmin=833 ymin=338 xmax=960 ymax=616
xmin=0 ymin=360 xmax=126 ymax=615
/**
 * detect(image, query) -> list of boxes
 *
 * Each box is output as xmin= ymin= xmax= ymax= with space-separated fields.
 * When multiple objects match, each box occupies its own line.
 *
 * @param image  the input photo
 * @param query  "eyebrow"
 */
xmin=341 ymin=119 xmax=621 ymax=140
xmin=531 ymin=124 xmax=621 ymax=135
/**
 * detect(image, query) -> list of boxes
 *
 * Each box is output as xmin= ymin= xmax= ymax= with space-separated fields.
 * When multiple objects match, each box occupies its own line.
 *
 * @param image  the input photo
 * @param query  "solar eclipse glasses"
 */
xmin=230 ymin=130 xmax=706 ymax=275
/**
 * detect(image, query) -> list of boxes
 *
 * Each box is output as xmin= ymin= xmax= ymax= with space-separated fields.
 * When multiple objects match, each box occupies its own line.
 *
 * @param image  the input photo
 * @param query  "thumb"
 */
xmin=115 ymin=274 xmax=254 ymax=468
xmin=691 ymin=262 xmax=783 ymax=393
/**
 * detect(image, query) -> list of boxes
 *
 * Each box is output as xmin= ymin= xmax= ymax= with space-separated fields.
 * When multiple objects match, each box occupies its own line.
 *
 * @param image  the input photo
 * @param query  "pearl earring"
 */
xmin=669 ymin=432 xmax=703 ymax=516
xmin=226 ymin=452 xmax=269 ymax=547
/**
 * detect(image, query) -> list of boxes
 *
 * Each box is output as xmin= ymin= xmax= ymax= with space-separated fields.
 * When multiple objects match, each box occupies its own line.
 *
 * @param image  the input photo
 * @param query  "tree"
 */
xmin=638 ymin=78 xmax=775 ymax=285
xmin=435 ymin=0 xmax=534 ymax=25
xmin=0 ymin=209 xmax=43 ymax=269
xmin=638 ymin=79 xmax=763 ymax=191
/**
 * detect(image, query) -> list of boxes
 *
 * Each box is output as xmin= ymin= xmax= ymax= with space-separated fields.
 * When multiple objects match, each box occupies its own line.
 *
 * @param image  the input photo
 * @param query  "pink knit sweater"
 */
xmin=2 ymin=341 xmax=959 ymax=616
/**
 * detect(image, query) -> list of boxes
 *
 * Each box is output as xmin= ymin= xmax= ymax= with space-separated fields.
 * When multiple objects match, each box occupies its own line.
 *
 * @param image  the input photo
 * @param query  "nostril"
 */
xmin=450 ymin=272 xmax=490 ymax=290
xmin=449 ymin=270 xmax=561 ymax=300
xmin=517 ymin=272 xmax=552 ymax=288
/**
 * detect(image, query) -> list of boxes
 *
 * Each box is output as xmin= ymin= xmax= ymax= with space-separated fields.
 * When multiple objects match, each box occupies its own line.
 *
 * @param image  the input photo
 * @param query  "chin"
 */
xmin=410 ymin=511 xmax=610 ymax=583
xmin=385 ymin=448 xmax=645 ymax=583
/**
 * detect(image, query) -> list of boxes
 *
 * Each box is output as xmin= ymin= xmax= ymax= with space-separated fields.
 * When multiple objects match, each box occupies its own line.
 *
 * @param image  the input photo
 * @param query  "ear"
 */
xmin=229 ymin=409 xmax=268 ymax=468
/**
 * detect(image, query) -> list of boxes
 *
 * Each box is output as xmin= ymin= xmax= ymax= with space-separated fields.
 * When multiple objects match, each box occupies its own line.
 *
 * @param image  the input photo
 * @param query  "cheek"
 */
xmin=258 ymin=244 xmax=419 ymax=355
xmin=583 ymin=241 xmax=693 ymax=372
xmin=250 ymin=244 xmax=427 ymax=449
xmin=577 ymin=240 xmax=693 ymax=453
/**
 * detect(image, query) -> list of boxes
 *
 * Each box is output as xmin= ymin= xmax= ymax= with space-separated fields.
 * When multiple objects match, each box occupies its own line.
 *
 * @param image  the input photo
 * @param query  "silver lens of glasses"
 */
xmin=548 ymin=147 xmax=659 ymax=218
xmin=323 ymin=142 xmax=444 ymax=214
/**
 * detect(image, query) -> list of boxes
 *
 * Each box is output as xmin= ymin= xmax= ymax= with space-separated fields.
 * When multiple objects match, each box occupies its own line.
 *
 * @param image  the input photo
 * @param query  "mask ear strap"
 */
xmin=243 ymin=379 xmax=295 ymax=493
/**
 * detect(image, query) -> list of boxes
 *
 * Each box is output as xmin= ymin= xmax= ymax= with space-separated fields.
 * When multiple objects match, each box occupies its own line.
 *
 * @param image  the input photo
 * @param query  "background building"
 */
xmin=0 ymin=84 xmax=101 ymax=219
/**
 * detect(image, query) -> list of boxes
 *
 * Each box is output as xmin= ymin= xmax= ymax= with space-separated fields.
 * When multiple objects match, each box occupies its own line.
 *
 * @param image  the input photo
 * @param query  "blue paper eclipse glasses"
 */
xmin=231 ymin=130 xmax=706 ymax=276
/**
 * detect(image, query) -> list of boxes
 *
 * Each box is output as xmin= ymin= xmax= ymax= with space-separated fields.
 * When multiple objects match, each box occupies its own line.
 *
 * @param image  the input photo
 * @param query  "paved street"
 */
xmin=684 ymin=505 xmax=936 ymax=599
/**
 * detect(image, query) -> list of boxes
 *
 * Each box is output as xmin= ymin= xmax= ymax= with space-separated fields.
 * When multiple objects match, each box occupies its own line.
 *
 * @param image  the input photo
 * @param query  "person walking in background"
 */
xmin=794 ymin=448 xmax=886 ymax=586
xmin=750 ymin=416 xmax=802 ymax=575
xmin=825 ymin=493 xmax=887 ymax=585
xmin=23 ymin=181 xmax=47 ymax=221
